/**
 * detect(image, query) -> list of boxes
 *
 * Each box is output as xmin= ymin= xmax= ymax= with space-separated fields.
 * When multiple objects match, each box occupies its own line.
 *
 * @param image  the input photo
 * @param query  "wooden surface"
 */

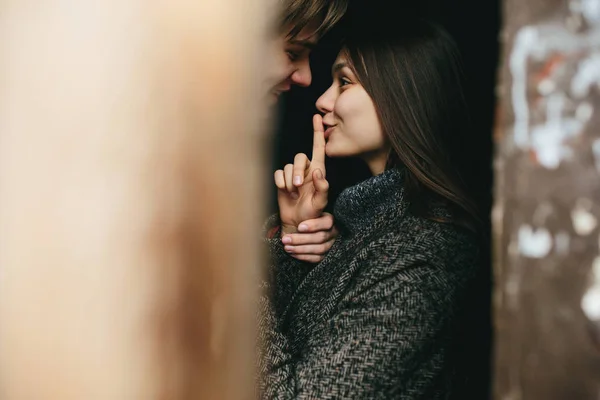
xmin=0 ymin=1 xmax=271 ymax=399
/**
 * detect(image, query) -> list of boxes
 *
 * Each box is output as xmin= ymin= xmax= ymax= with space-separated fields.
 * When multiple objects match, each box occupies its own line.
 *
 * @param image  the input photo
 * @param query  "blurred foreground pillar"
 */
xmin=494 ymin=0 xmax=600 ymax=398
xmin=0 ymin=0 xmax=271 ymax=399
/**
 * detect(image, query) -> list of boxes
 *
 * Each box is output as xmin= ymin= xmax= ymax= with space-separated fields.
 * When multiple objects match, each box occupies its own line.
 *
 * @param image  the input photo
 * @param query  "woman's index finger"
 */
xmin=311 ymin=114 xmax=326 ymax=166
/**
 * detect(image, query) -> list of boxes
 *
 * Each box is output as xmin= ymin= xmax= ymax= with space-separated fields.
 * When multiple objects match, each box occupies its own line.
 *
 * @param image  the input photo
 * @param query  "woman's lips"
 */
xmin=324 ymin=126 xmax=336 ymax=139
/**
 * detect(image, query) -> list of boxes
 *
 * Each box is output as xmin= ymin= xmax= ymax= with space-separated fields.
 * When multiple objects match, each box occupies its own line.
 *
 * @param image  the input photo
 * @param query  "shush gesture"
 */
xmin=274 ymin=115 xmax=338 ymax=263
xmin=274 ymin=114 xmax=329 ymax=234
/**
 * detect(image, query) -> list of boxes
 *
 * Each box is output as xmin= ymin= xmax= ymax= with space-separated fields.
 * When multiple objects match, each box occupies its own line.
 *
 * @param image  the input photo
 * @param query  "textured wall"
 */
xmin=493 ymin=0 xmax=600 ymax=398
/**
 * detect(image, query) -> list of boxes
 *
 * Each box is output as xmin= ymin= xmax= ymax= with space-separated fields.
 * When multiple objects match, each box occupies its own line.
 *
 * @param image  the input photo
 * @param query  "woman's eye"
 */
xmin=339 ymin=77 xmax=351 ymax=87
xmin=286 ymin=51 xmax=299 ymax=61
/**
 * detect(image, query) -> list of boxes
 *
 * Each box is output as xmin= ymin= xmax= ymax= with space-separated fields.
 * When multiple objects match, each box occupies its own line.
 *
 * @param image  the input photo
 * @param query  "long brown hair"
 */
xmin=342 ymin=18 xmax=481 ymax=232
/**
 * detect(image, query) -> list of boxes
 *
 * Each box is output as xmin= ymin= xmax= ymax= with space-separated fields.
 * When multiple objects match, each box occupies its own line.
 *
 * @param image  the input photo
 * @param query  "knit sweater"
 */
xmin=259 ymin=167 xmax=479 ymax=399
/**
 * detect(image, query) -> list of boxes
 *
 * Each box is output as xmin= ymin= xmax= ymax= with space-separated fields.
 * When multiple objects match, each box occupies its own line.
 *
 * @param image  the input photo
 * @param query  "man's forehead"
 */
xmin=287 ymin=36 xmax=318 ymax=49
xmin=284 ymin=21 xmax=320 ymax=47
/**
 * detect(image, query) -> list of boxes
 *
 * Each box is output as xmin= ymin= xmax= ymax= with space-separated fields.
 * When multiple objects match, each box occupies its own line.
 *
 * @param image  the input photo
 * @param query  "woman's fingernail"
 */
xmin=298 ymin=224 xmax=308 ymax=232
xmin=282 ymin=236 xmax=291 ymax=244
xmin=284 ymin=245 xmax=293 ymax=252
xmin=293 ymin=176 xmax=302 ymax=185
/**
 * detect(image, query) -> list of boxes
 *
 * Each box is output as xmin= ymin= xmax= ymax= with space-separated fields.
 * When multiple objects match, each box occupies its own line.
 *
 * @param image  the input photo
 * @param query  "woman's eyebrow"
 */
xmin=331 ymin=62 xmax=348 ymax=75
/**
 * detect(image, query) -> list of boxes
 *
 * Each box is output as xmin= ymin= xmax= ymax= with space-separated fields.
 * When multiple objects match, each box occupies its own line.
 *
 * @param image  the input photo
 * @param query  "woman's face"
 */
xmin=316 ymin=51 xmax=388 ymax=174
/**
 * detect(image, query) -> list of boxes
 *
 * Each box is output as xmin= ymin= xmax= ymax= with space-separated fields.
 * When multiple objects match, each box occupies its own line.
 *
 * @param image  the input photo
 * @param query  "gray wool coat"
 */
xmin=258 ymin=167 xmax=479 ymax=399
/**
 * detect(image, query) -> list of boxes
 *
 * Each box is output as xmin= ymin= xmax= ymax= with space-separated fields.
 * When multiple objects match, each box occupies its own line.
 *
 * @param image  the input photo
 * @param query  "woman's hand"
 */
xmin=274 ymin=115 xmax=329 ymax=235
xmin=282 ymin=213 xmax=338 ymax=263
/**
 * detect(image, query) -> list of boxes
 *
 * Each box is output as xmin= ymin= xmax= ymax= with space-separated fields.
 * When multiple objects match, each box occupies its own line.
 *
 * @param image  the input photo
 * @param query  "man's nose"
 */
xmin=290 ymin=63 xmax=312 ymax=87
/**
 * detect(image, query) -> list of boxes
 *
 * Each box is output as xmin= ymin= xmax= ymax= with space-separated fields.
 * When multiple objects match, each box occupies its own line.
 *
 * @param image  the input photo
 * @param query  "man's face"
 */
xmin=267 ymin=23 xmax=320 ymax=103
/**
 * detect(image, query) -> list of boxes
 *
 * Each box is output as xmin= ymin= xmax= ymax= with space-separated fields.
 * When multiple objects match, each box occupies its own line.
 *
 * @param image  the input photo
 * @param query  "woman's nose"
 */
xmin=316 ymin=85 xmax=335 ymax=114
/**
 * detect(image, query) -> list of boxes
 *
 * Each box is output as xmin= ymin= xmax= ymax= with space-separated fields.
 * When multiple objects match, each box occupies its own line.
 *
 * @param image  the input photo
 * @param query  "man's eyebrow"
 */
xmin=287 ymin=39 xmax=317 ymax=50
xmin=331 ymin=62 xmax=348 ymax=75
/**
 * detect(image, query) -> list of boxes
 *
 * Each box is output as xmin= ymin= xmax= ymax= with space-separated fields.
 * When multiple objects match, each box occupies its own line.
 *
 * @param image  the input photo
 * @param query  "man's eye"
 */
xmin=286 ymin=51 xmax=300 ymax=61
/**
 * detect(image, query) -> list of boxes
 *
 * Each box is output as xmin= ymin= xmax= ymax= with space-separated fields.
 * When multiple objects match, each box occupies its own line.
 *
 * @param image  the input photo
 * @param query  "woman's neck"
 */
xmin=363 ymin=149 xmax=389 ymax=176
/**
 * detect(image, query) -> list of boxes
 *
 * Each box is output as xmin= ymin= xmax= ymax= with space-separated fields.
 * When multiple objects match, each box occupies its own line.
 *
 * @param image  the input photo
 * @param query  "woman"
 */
xmin=260 ymin=18 xmax=481 ymax=399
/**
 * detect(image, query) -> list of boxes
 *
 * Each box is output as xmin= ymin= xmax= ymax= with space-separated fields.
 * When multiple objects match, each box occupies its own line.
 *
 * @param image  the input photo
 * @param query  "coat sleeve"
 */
xmin=257 ymin=213 xmax=312 ymax=395
xmin=261 ymin=213 xmax=311 ymax=295
xmin=258 ymin=251 xmax=475 ymax=399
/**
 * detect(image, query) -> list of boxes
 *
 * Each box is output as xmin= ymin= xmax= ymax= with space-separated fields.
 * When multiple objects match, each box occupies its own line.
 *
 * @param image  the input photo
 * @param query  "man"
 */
xmin=267 ymin=0 xmax=347 ymax=101
xmin=264 ymin=0 xmax=348 ymax=262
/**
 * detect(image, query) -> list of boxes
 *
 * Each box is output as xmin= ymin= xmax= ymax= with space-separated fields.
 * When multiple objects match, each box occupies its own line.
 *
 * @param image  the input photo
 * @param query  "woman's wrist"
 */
xmin=280 ymin=223 xmax=298 ymax=236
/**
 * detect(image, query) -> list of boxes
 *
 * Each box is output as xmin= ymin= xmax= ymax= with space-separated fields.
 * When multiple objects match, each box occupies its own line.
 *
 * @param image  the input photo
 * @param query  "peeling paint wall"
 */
xmin=494 ymin=0 xmax=600 ymax=398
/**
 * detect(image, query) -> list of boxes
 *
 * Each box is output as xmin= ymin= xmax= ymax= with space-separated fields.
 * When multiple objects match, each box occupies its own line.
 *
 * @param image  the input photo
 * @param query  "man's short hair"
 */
xmin=281 ymin=0 xmax=348 ymax=39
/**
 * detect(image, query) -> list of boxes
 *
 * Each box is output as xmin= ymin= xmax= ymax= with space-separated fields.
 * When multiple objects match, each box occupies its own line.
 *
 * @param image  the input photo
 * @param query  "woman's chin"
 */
xmin=325 ymin=143 xmax=337 ymax=158
xmin=325 ymin=144 xmax=353 ymax=159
